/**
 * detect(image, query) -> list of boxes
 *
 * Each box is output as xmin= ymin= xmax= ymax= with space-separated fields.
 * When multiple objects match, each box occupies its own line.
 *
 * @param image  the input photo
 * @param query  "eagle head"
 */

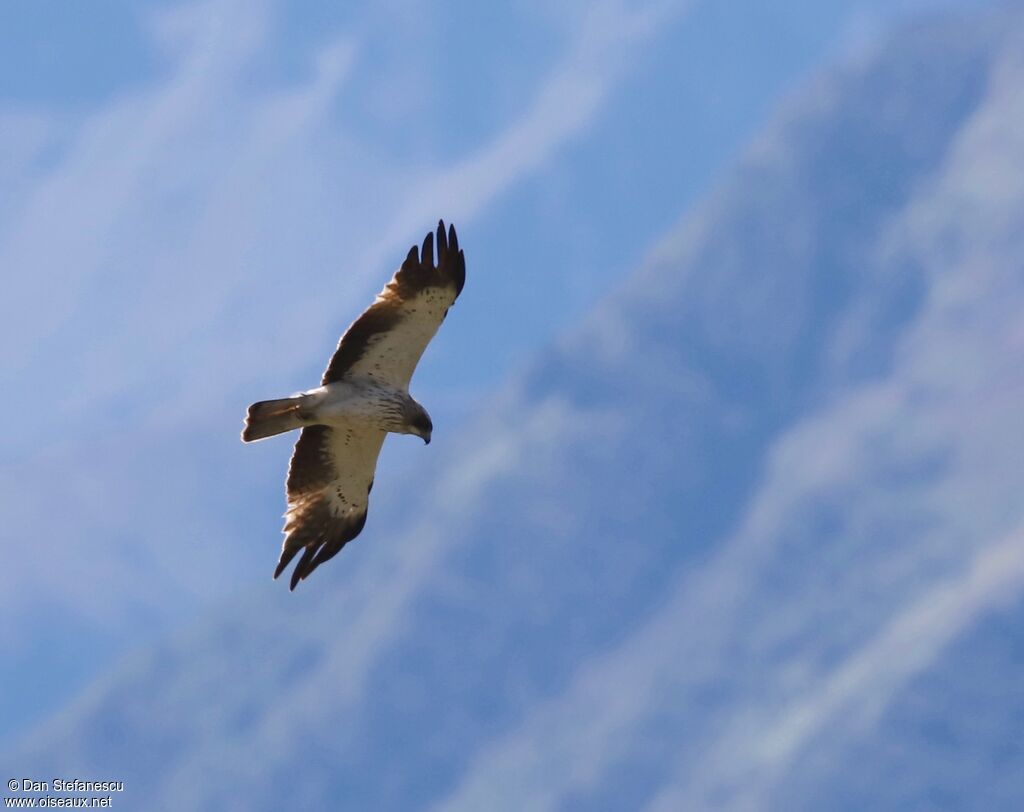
xmin=404 ymin=399 xmax=433 ymax=445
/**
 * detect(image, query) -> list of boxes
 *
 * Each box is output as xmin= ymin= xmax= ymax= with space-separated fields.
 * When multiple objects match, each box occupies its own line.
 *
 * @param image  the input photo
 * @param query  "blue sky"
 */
xmin=0 ymin=0 xmax=1003 ymax=748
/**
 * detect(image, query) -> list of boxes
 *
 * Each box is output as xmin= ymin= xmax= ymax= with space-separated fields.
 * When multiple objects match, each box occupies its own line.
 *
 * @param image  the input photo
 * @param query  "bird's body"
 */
xmin=277 ymin=380 xmax=417 ymax=431
xmin=242 ymin=221 xmax=465 ymax=589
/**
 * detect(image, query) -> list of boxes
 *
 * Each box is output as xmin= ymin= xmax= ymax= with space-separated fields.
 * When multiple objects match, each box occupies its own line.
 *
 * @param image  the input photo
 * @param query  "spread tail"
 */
xmin=241 ymin=397 xmax=305 ymax=442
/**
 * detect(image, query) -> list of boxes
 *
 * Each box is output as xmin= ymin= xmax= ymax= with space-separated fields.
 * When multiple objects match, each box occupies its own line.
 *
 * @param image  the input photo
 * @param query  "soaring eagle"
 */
xmin=242 ymin=220 xmax=466 ymax=590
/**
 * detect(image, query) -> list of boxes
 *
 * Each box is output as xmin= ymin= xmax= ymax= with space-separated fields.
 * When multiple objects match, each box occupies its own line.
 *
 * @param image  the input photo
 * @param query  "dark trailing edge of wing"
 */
xmin=321 ymin=220 xmax=466 ymax=385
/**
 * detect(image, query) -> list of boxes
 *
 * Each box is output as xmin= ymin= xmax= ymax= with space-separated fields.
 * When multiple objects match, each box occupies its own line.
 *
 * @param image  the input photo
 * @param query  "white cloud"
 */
xmin=0 ymin=0 xmax=691 ymax=424
xmin=431 ymin=67 xmax=1024 ymax=803
xmin=434 ymin=354 xmax=1024 ymax=812
xmin=0 ymin=0 xmax=695 ymax=723
xmin=347 ymin=0 xmax=695 ymax=282
xmin=648 ymin=521 xmax=1024 ymax=811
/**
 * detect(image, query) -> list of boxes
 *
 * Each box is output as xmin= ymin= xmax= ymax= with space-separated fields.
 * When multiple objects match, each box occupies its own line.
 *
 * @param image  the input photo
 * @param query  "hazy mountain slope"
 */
xmin=7 ymin=4 xmax=1024 ymax=810
xmin=7 ymin=0 xmax=994 ymax=745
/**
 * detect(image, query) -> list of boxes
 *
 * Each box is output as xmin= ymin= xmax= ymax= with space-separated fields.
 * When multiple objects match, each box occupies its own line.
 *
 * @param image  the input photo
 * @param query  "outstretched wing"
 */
xmin=322 ymin=220 xmax=466 ymax=390
xmin=275 ymin=422 xmax=386 ymax=590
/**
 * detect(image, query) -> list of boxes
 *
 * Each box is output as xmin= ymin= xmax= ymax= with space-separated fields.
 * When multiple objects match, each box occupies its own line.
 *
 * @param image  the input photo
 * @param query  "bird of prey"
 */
xmin=242 ymin=220 xmax=466 ymax=590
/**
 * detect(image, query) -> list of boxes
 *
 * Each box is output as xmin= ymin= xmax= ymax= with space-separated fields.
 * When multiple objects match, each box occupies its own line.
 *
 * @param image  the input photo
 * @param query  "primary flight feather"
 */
xmin=242 ymin=220 xmax=466 ymax=590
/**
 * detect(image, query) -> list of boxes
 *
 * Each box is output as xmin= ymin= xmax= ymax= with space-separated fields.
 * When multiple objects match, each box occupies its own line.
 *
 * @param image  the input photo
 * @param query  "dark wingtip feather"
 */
xmin=405 ymin=245 xmax=419 ymax=267
xmin=273 ymin=556 xmax=289 ymax=581
xmin=274 ymin=543 xmax=301 ymax=581
xmin=455 ymin=248 xmax=466 ymax=296
xmin=433 ymin=221 xmax=464 ymax=296
xmin=287 ymin=545 xmax=318 ymax=590
xmin=421 ymin=230 xmax=434 ymax=268
xmin=437 ymin=220 xmax=448 ymax=256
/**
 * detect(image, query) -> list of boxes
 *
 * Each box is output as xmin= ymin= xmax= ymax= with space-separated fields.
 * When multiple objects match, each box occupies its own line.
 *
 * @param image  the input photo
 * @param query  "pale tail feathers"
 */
xmin=242 ymin=397 xmax=305 ymax=442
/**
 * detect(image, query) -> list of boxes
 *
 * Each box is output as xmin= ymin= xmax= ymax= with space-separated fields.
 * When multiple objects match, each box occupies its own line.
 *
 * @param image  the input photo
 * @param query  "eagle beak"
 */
xmin=423 ymin=434 xmax=431 ymax=445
